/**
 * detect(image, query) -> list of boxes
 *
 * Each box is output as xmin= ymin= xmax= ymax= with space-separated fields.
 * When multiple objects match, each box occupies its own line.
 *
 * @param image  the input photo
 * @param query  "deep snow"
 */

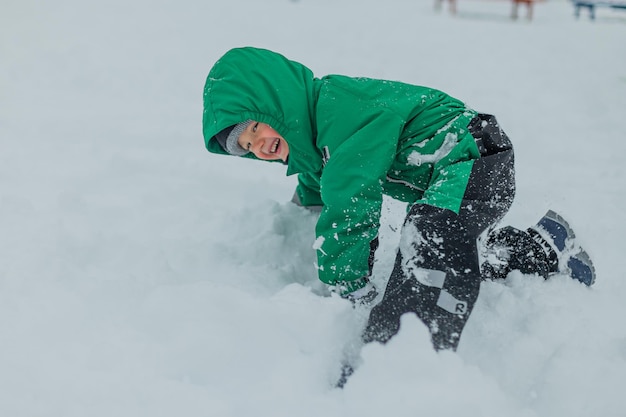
xmin=1 ymin=0 xmax=626 ymax=416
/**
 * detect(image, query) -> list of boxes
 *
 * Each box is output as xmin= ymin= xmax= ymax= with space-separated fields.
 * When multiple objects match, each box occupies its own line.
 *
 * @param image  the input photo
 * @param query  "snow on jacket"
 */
xmin=203 ymin=47 xmax=480 ymax=294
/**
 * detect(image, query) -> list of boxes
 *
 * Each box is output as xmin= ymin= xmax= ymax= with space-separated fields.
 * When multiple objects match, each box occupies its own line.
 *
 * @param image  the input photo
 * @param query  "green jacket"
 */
xmin=203 ymin=47 xmax=480 ymax=294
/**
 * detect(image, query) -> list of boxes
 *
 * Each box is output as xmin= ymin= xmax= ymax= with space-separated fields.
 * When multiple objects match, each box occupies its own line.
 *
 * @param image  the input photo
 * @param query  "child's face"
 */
xmin=237 ymin=121 xmax=290 ymax=162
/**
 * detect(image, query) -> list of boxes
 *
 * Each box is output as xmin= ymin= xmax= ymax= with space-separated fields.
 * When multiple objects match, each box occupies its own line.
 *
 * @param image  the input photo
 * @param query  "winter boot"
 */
xmin=482 ymin=211 xmax=595 ymax=286
xmin=529 ymin=210 xmax=596 ymax=286
xmin=482 ymin=225 xmax=557 ymax=280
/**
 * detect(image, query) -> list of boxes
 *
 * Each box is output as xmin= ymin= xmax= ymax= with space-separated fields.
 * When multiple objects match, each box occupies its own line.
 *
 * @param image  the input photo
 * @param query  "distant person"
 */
xmin=512 ymin=0 xmax=535 ymax=20
xmin=434 ymin=0 xmax=457 ymax=14
xmin=202 ymin=47 xmax=595 ymax=380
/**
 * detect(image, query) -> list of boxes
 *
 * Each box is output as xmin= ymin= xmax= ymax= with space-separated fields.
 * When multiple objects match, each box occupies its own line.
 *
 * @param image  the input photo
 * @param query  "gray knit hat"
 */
xmin=214 ymin=120 xmax=252 ymax=156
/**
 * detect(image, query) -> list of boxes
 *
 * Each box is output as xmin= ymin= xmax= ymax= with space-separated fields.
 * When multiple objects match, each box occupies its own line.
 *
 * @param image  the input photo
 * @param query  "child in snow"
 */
xmin=202 ymin=47 xmax=594 ymax=354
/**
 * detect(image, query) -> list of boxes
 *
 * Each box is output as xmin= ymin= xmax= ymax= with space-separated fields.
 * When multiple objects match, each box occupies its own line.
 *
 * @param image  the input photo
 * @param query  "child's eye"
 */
xmin=252 ymin=122 xmax=259 ymax=132
xmin=246 ymin=142 xmax=251 ymax=150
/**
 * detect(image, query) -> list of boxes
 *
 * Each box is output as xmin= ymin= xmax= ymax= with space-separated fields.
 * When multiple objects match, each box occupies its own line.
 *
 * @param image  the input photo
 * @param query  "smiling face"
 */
xmin=237 ymin=121 xmax=290 ymax=162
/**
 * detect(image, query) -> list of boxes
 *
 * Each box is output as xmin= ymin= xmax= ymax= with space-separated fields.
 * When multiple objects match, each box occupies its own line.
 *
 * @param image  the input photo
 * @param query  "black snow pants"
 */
xmin=363 ymin=114 xmax=516 ymax=351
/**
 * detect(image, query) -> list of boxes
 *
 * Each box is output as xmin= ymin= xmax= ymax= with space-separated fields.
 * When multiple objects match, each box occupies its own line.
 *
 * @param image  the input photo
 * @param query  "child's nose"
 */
xmin=250 ymin=137 xmax=264 ymax=154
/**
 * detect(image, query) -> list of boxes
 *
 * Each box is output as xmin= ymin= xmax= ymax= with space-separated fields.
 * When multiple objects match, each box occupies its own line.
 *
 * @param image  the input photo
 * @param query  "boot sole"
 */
xmin=534 ymin=210 xmax=596 ymax=286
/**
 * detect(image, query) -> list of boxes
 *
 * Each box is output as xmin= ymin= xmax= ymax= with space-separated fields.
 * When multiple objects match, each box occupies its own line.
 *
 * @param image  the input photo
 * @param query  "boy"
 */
xmin=203 ymin=47 xmax=594 ymax=355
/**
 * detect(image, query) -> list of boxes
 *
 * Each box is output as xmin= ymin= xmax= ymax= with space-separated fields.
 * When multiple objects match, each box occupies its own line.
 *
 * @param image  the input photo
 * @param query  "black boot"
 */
xmin=481 ymin=225 xmax=558 ymax=280
xmin=481 ymin=210 xmax=595 ymax=286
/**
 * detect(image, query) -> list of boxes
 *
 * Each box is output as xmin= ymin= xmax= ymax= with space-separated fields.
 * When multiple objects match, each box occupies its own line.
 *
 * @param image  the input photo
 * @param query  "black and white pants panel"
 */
xmin=363 ymin=114 xmax=516 ymax=351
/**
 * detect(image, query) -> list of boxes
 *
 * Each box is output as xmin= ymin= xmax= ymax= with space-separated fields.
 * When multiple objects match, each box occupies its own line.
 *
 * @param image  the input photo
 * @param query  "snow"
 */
xmin=1 ymin=0 xmax=625 ymax=416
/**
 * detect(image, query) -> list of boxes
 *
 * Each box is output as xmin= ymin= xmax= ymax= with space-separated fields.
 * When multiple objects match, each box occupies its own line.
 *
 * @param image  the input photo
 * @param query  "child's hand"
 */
xmin=344 ymin=282 xmax=379 ymax=307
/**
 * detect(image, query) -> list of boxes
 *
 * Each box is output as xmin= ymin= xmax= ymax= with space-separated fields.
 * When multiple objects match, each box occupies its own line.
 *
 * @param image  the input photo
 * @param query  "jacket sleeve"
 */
xmin=292 ymin=172 xmax=324 ymax=213
xmin=313 ymin=111 xmax=402 ymax=294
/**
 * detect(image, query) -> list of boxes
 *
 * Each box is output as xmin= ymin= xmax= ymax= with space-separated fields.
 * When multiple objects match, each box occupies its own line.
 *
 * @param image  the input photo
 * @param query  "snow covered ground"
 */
xmin=1 ymin=0 xmax=626 ymax=416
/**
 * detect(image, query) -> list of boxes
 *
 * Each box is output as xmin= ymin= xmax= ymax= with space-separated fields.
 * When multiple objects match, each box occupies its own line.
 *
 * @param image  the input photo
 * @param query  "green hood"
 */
xmin=203 ymin=47 xmax=322 ymax=174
